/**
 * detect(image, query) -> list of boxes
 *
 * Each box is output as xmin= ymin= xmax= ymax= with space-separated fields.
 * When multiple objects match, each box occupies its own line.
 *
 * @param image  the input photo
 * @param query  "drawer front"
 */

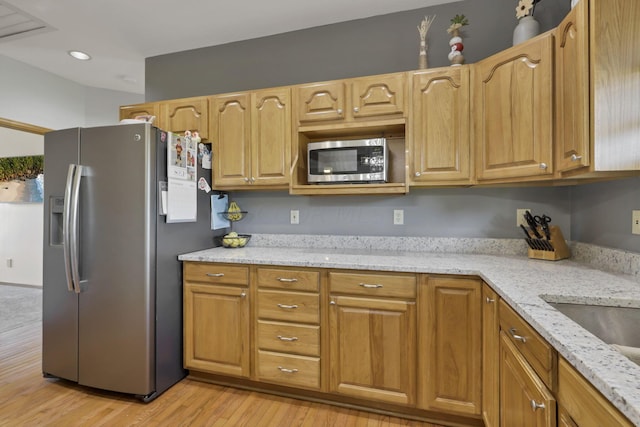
xmin=257 ymin=290 xmax=319 ymax=324
xmin=257 ymin=268 xmax=319 ymax=292
xmin=329 ymin=271 xmax=416 ymax=299
xmin=257 ymin=350 xmax=320 ymax=390
xmin=184 ymin=262 xmax=249 ymax=285
xmin=499 ymin=300 xmax=556 ymax=389
xmin=257 ymin=321 xmax=320 ymax=357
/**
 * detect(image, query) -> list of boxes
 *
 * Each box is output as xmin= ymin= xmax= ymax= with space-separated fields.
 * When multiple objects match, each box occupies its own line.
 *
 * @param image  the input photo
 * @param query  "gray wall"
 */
xmin=144 ymin=0 xmax=640 ymax=253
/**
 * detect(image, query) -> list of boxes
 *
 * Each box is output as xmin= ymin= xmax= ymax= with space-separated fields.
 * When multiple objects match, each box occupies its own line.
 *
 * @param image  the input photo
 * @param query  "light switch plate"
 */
xmin=290 ymin=210 xmax=299 ymax=225
xmin=633 ymin=210 xmax=640 ymax=235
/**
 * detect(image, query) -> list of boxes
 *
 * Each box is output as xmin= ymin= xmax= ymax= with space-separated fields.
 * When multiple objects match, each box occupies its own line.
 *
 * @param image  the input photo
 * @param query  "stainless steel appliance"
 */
xmin=307 ymin=138 xmax=388 ymax=183
xmin=42 ymin=124 xmax=215 ymax=402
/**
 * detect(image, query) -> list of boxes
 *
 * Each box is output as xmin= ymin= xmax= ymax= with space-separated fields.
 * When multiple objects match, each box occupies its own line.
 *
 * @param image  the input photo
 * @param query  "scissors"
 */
xmin=534 ymin=214 xmax=552 ymax=240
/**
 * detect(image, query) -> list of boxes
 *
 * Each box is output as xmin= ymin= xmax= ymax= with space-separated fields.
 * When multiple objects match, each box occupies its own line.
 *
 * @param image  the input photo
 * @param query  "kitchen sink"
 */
xmin=547 ymin=302 xmax=640 ymax=348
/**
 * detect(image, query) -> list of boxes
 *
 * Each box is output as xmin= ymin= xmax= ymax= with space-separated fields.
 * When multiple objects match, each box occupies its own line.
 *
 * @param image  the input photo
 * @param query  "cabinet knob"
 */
xmin=244 ymin=177 xmax=250 ymax=182
xmin=336 ymin=108 xmax=343 ymax=115
xmin=486 ymin=297 xmax=496 ymax=303
xmin=277 ymin=366 xmax=299 ymax=374
xmin=330 ymin=300 xmax=336 ymax=305
xmin=240 ymin=291 xmax=246 ymax=298
xmin=530 ymin=400 xmax=546 ymax=411
xmin=571 ymin=154 xmax=583 ymax=161
xmin=509 ymin=327 xmax=527 ymax=343
xmin=251 ymin=177 xmax=255 ymax=183
xmin=539 ymin=163 xmax=548 ymax=170
xmin=353 ymin=107 xmax=360 ymax=113
xmin=415 ymin=172 xmax=421 ymax=177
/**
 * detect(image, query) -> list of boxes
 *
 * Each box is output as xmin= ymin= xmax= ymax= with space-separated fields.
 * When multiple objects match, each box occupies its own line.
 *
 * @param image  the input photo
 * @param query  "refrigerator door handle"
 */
xmin=69 ymin=165 xmax=83 ymax=294
xmin=62 ymin=164 xmax=76 ymax=292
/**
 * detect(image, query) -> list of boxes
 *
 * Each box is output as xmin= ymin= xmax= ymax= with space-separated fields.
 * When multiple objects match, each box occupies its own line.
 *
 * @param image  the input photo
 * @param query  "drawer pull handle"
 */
xmin=206 ymin=273 xmax=224 ymax=277
xmin=278 ymin=366 xmax=298 ymax=374
xmin=486 ymin=297 xmax=496 ymax=303
xmin=359 ymin=283 xmax=383 ymax=289
xmin=277 ymin=304 xmax=298 ymax=310
xmin=277 ymin=277 xmax=298 ymax=283
xmin=509 ymin=327 xmax=527 ymax=343
xmin=277 ymin=335 xmax=298 ymax=342
xmin=530 ymin=400 xmax=545 ymax=411
xmin=571 ymin=154 xmax=582 ymax=161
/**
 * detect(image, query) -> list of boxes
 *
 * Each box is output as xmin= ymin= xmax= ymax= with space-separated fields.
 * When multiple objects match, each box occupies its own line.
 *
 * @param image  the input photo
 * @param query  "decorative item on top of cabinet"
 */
xmin=160 ymin=96 xmax=209 ymax=141
xmin=447 ymin=14 xmax=468 ymax=66
xmin=417 ymin=15 xmax=436 ymax=69
xmin=417 ymin=275 xmax=482 ymax=416
xmin=513 ymin=0 xmax=541 ymax=45
xmin=555 ymin=0 xmax=640 ymax=178
xmin=210 ymin=88 xmax=291 ymax=189
xmin=183 ymin=262 xmax=250 ymax=378
xmin=328 ymin=271 xmax=417 ymax=405
xmin=410 ymin=66 xmax=471 ymax=186
xmin=473 ymin=31 xmax=554 ymax=182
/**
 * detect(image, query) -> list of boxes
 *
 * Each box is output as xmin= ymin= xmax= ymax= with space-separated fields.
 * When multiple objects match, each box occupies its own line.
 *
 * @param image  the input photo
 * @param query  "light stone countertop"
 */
xmin=179 ymin=235 xmax=640 ymax=425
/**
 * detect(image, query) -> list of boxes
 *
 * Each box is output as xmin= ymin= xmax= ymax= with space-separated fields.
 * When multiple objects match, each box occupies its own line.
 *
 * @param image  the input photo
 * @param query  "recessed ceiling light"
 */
xmin=68 ymin=50 xmax=91 ymax=61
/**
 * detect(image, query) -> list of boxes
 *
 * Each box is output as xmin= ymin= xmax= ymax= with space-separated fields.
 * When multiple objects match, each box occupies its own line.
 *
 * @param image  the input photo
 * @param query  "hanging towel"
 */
xmin=611 ymin=344 xmax=640 ymax=365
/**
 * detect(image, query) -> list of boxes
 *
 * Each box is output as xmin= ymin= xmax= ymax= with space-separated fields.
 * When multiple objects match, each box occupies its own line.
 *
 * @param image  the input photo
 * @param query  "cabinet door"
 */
xmin=296 ymin=81 xmax=346 ymax=123
xmin=211 ymin=93 xmax=252 ymax=186
xmin=482 ymin=284 xmax=500 ymax=427
xmin=351 ymin=73 xmax=405 ymax=119
xmin=411 ymin=67 xmax=470 ymax=184
xmin=184 ymin=283 xmax=250 ymax=377
xmin=161 ymin=97 xmax=209 ymax=140
xmin=251 ymin=88 xmax=291 ymax=185
xmin=500 ymin=332 xmax=556 ymax=427
xmin=329 ymin=295 xmax=416 ymax=405
xmin=474 ymin=33 xmax=554 ymax=181
xmin=555 ymin=0 xmax=590 ymax=172
xmin=418 ymin=276 xmax=481 ymax=415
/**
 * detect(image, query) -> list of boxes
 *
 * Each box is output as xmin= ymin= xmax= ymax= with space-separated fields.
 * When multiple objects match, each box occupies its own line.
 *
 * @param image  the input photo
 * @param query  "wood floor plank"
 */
xmin=0 ymin=320 xmax=449 ymax=427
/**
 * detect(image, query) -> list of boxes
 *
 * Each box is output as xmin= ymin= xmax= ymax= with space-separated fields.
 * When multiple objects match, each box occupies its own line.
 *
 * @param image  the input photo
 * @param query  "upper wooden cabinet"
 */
xmin=473 ymin=32 xmax=554 ymax=182
xmin=410 ymin=66 xmax=471 ymax=185
xmin=160 ymin=97 xmax=209 ymax=140
xmin=211 ymin=88 xmax=291 ymax=189
xmin=555 ymin=0 xmax=640 ymax=176
xmin=295 ymin=72 xmax=406 ymax=126
xmin=119 ymin=102 xmax=160 ymax=123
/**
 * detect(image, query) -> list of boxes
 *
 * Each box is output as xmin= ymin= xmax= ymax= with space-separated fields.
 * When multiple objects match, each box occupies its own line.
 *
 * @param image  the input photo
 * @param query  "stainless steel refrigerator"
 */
xmin=42 ymin=123 xmax=215 ymax=401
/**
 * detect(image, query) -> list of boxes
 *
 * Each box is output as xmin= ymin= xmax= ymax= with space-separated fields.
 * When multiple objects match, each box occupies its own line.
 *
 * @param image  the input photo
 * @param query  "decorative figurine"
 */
xmin=447 ymin=14 xmax=469 ymax=66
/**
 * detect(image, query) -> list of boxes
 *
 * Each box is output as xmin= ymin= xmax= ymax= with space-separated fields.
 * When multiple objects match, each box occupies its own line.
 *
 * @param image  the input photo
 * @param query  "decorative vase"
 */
xmin=448 ymin=29 xmax=465 ymax=66
xmin=419 ymin=40 xmax=427 ymax=69
xmin=571 ymin=0 xmax=579 ymax=8
xmin=513 ymin=15 xmax=540 ymax=46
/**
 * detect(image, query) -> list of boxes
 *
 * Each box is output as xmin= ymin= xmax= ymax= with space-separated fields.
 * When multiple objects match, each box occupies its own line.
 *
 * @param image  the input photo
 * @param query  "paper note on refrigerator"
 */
xmin=167 ymin=132 xmax=197 ymax=222
xmin=211 ymin=194 xmax=231 ymax=230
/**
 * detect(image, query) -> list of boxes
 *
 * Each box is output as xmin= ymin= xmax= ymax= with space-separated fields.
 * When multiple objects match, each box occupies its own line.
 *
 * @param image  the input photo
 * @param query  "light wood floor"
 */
xmin=0 ymin=321 xmax=444 ymax=427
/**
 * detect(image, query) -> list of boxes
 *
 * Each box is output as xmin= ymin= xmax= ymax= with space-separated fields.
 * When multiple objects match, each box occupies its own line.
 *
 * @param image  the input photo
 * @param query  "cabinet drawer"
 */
xmin=257 ymin=350 xmax=320 ymax=390
xmin=184 ymin=262 xmax=249 ymax=285
xmin=329 ymin=271 xmax=416 ymax=299
xmin=499 ymin=300 xmax=556 ymax=390
xmin=257 ymin=321 xmax=320 ymax=357
xmin=257 ymin=268 xmax=319 ymax=292
xmin=257 ymin=290 xmax=319 ymax=324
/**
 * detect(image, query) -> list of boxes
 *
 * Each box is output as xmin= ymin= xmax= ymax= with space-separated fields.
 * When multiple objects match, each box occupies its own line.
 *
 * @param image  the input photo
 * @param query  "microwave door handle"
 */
xmin=69 ymin=165 xmax=83 ymax=294
xmin=62 ymin=164 xmax=76 ymax=292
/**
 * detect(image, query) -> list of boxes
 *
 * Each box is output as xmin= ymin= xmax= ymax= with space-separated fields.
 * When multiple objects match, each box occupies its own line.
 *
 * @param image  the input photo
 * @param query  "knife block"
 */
xmin=527 ymin=225 xmax=570 ymax=261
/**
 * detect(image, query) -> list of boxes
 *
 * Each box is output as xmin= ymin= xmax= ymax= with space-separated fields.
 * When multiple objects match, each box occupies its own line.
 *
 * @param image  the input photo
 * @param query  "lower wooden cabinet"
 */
xmin=418 ymin=275 xmax=482 ymax=416
xmin=183 ymin=282 xmax=250 ymax=377
xmin=482 ymin=283 xmax=500 ymax=427
xmin=500 ymin=332 xmax=556 ymax=427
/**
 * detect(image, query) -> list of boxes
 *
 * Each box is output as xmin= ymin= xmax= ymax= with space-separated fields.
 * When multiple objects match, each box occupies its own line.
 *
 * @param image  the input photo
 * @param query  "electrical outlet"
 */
xmin=290 ymin=210 xmax=300 ymax=225
xmin=633 ymin=210 xmax=640 ymax=235
xmin=393 ymin=209 xmax=404 ymax=225
xmin=516 ymin=209 xmax=531 ymax=227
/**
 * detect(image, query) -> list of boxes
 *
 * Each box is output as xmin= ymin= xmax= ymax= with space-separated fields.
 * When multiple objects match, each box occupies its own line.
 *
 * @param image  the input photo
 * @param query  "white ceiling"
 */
xmin=0 ymin=0 xmax=458 ymax=95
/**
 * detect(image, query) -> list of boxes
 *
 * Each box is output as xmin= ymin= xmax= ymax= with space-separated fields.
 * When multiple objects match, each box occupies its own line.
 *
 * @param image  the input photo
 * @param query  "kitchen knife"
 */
xmin=524 ymin=211 xmax=543 ymax=239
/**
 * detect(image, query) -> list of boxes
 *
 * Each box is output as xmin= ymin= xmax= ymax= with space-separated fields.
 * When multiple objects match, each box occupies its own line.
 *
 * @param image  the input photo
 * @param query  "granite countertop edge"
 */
xmin=179 ymin=243 xmax=640 ymax=424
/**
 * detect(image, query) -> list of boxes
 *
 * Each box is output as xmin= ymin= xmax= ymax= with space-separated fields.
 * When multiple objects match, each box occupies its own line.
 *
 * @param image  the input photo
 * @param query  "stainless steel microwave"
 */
xmin=307 ymin=138 xmax=388 ymax=184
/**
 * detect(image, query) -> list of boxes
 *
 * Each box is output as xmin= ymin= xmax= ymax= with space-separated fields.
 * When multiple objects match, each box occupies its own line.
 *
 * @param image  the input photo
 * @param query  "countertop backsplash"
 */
xmin=246 ymin=233 xmax=640 ymax=279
